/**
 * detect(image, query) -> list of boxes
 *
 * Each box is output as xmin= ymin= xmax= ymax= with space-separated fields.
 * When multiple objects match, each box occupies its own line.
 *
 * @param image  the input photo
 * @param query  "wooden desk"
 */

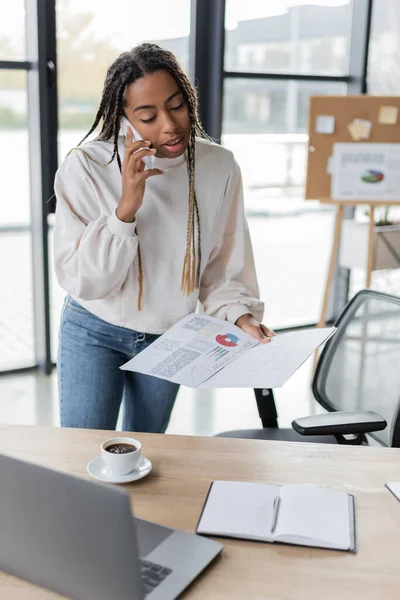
xmin=1 ymin=424 xmax=400 ymax=600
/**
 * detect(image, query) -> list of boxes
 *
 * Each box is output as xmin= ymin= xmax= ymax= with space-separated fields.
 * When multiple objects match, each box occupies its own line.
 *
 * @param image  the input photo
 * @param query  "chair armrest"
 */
xmin=292 ymin=410 xmax=387 ymax=436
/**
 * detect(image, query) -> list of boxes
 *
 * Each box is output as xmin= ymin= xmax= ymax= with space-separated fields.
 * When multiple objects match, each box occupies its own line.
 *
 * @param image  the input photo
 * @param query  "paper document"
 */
xmin=347 ymin=119 xmax=371 ymax=141
xmin=330 ymin=143 xmax=400 ymax=201
xmin=378 ymin=105 xmax=398 ymax=125
xmin=200 ymin=328 xmax=335 ymax=388
xmin=386 ymin=482 xmax=400 ymax=502
xmin=316 ymin=115 xmax=335 ymax=134
xmin=120 ymin=313 xmax=335 ymax=388
xmin=326 ymin=155 xmax=334 ymax=174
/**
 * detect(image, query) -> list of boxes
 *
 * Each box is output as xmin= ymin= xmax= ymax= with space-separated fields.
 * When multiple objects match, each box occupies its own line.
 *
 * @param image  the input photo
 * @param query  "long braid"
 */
xmin=194 ymin=192 xmax=201 ymax=286
xmin=77 ymin=96 xmax=106 ymax=146
xmin=110 ymin=82 xmax=127 ymax=172
xmin=137 ymin=243 xmax=144 ymax=311
xmin=168 ymin=59 xmax=205 ymax=294
xmin=180 ymin=137 xmax=195 ymax=295
xmin=181 ymin=118 xmax=199 ymax=295
xmin=74 ymin=43 xmax=209 ymax=309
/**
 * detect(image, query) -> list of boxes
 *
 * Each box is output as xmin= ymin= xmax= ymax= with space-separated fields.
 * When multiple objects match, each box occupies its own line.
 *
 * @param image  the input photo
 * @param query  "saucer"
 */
xmin=87 ymin=455 xmax=152 ymax=484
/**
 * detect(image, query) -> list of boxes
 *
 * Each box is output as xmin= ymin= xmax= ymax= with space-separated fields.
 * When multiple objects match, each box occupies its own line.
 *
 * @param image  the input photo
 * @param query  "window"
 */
xmin=222 ymin=1 xmax=354 ymax=328
xmin=56 ymin=0 xmax=190 ymax=154
xmin=50 ymin=0 xmax=191 ymax=361
xmin=0 ymin=1 xmax=26 ymax=61
xmin=225 ymin=0 xmax=351 ymax=75
xmin=222 ymin=80 xmax=346 ymax=327
xmin=0 ymin=1 xmax=32 ymax=371
xmin=0 ymin=0 xmax=374 ymax=374
xmin=0 ymin=72 xmax=34 ymax=369
xmin=368 ymin=0 xmax=400 ymax=94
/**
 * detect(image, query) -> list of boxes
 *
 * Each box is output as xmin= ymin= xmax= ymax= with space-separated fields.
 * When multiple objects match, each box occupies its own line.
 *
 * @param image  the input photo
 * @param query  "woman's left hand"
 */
xmin=235 ymin=313 xmax=275 ymax=343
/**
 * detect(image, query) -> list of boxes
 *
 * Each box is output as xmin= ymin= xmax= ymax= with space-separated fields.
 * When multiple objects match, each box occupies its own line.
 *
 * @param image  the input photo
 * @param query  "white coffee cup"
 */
xmin=101 ymin=437 xmax=142 ymax=476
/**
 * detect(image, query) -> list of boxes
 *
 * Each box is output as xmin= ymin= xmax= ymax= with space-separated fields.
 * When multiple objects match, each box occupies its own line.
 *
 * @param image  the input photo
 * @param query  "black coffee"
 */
xmin=106 ymin=443 xmax=137 ymax=454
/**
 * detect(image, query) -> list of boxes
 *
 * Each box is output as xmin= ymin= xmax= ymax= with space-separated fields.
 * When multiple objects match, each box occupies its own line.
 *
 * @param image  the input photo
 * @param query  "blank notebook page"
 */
xmin=386 ymin=482 xmax=400 ymax=502
xmin=273 ymin=484 xmax=351 ymax=550
xmin=197 ymin=481 xmax=279 ymax=541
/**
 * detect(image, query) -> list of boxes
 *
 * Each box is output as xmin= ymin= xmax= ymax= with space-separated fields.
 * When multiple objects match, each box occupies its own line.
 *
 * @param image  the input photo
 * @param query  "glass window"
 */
xmin=0 ymin=1 xmax=26 ymax=61
xmin=368 ymin=0 xmax=400 ymax=94
xmin=56 ymin=0 xmax=190 ymax=151
xmin=0 ymin=71 xmax=35 ymax=370
xmin=51 ymin=0 xmax=191 ymax=362
xmin=222 ymin=79 xmax=346 ymax=327
xmin=225 ymin=0 xmax=351 ymax=75
xmin=360 ymin=0 xmax=400 ymax=300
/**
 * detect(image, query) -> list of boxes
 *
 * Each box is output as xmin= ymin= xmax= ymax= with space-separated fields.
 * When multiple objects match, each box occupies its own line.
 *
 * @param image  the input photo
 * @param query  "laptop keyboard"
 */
xmin=140 ymin=559 xmax=173 ymax=595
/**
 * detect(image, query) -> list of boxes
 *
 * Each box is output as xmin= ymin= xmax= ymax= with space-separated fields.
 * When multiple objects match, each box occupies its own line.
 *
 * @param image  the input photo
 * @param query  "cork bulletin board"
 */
xmin=305 ymin=95 xmax=400 ymax=202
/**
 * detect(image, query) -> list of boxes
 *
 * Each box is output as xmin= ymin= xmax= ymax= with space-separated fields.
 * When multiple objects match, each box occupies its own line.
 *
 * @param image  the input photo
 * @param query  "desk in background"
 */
xmin=0 ymin=424 xmax=400 ymax=600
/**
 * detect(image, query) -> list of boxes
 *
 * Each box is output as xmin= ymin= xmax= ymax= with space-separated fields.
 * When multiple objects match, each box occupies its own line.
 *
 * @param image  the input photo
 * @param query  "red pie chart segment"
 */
xmin=215 ymin=333 xmax=240 ymax=347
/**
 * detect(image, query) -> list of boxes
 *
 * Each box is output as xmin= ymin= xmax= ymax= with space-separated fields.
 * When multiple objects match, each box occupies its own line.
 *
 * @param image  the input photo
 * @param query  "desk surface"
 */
xmin=1 ymin=424 xmax=400 ymax=599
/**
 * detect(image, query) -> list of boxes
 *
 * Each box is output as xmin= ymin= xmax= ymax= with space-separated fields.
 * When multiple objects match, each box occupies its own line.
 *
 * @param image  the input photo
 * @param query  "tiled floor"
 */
xmin=0 ymin=355 xmax=319 ymax=436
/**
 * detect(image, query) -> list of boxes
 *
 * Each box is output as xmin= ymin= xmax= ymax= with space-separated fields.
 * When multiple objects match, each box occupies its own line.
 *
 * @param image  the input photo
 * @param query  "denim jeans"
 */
xmin=58 ymin=296 xmax=179 ymax=433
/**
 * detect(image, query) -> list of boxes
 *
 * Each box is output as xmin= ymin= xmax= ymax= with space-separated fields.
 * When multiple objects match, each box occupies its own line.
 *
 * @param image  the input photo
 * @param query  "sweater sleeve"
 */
xmin=53 ymin=148 xmax=139 ymax=301
xmin=199 ymin=159 xmax=265 ymax=324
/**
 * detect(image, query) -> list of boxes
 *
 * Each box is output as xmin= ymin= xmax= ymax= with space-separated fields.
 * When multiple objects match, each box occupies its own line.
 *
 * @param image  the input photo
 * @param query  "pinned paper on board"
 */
xmin=326 ymin=156 xmax=334 ymax=175
xmin=378 ymin=105 xmax=398 ymax=125
xmin=347 ymin=121 xmax=363 ymax=141
xmin=316 ymin=115 xmax=335 ymax=134
xmin=330 ymin=143 xmax=400 ymax=201
xmin=347 ymin=119 xmax=372 ymax=141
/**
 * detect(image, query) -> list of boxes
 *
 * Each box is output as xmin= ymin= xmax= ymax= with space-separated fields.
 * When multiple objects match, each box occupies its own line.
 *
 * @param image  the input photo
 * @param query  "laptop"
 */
xmin=0 ymin=453 xmax=223 ymax=599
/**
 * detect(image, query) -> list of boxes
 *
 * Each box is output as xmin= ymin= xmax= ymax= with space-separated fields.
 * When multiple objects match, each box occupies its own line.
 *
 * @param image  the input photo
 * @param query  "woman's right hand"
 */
xmin=116 ymin=127 xmax=163 ymax=223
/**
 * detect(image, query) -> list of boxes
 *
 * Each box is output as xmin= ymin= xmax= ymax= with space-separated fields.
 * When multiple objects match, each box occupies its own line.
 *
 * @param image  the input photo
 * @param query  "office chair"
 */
xmin=216 ymin=289 xmax=400 ymax=448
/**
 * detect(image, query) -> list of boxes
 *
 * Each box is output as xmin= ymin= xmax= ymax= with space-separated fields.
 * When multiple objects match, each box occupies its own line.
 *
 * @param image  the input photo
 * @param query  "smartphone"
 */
xmin=121 ymin=116 xmax=155 ymax=169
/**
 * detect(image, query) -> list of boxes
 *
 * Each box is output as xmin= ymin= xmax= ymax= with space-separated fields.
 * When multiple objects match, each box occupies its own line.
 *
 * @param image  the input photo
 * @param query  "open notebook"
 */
xmin=197 ymin=481 xmax=356 ymax=552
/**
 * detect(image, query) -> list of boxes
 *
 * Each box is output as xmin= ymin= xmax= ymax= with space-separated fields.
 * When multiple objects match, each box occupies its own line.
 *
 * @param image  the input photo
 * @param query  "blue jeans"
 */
xmin=58 ymin=297 xmax=179 ymax=433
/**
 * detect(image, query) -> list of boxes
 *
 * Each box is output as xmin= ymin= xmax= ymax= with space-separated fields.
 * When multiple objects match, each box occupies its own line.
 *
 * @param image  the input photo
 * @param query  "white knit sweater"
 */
xmin=53 ymin=134 xmax=264 ymax=333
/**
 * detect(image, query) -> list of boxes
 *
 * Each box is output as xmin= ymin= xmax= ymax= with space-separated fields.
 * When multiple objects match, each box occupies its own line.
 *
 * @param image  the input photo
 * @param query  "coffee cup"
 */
xmin=101 ymin=437 xmax=142 ymax=476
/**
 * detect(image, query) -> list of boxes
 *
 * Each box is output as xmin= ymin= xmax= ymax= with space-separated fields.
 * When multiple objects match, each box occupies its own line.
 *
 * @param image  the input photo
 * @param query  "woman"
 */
xmin=54 ymin=42 xmax=274 ymax=433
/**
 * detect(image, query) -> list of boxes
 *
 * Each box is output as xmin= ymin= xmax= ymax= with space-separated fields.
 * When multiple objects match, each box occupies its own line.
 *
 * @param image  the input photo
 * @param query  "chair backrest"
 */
xmin=313 ymin=289 xmax=400 ymax=447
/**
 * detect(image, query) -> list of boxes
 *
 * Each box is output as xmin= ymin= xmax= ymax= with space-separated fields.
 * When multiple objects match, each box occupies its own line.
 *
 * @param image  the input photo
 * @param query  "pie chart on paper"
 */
xmin=360 ymin=169 xmax=384 ymax=183
xmin=215 ymin=333 xmax=240 ymax=348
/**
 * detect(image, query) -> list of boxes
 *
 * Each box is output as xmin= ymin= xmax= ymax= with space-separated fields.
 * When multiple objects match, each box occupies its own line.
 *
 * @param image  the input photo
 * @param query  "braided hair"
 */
xmin=79 ymin=43 xmax=209 ymax=310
